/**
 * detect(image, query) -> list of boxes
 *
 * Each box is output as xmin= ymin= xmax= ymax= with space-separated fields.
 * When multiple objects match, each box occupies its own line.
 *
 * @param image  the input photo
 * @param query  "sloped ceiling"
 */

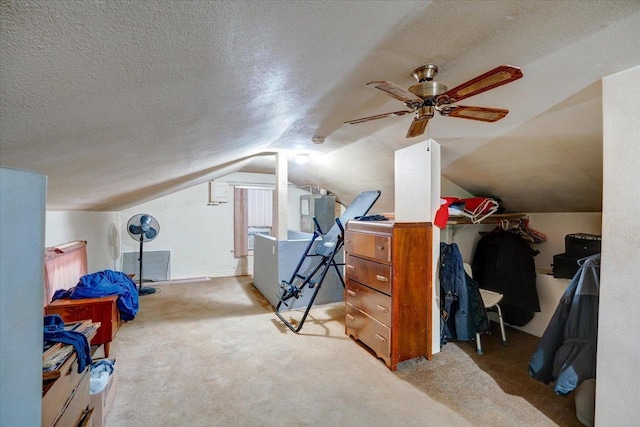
xmin=1 ymin=1 xmax=640 ymax=213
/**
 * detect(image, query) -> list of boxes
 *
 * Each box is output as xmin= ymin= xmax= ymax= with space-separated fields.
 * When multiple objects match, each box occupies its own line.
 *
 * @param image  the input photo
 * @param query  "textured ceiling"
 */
xmin=1 ymin=1 xmax=640 ymax=213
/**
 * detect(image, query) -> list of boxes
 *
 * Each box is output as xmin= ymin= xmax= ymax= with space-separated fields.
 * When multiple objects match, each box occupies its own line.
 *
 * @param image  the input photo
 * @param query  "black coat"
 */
xmin=472 ymin=230 xmax=540 ymax=326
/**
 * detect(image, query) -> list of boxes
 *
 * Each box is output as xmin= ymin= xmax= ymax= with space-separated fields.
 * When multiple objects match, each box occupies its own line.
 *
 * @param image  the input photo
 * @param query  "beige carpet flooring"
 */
xmin=106 ymin=276 xmax=567 ymax=426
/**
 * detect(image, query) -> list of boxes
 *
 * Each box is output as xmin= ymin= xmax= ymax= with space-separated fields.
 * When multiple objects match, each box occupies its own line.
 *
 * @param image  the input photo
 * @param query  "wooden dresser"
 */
xmin=43 ymin=350 xmax=92 ymax=427
xmin=42 ymin=321 xmax=98 ymax=427
xmin=344 ymin=220 xmax=432 ymax=370
xmin=46 ymin=295 xmax=121 ymax=357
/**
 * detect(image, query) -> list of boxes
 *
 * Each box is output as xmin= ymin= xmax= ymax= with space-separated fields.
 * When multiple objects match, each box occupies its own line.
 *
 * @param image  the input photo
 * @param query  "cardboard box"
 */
xmin=89 ymin=359 xmax=117 ymax=427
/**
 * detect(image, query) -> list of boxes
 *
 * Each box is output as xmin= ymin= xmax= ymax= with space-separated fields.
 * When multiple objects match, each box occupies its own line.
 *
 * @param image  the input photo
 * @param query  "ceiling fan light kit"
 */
xmin=294 ymin=153 xmax=310 ymax=164
xmin=345 ymin=64 xmax=523 ymax=138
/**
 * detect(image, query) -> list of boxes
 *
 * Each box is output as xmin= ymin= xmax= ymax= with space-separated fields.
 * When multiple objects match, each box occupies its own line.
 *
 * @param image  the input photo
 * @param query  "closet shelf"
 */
xmin=446 ymin=213 xmax=527 ymax=225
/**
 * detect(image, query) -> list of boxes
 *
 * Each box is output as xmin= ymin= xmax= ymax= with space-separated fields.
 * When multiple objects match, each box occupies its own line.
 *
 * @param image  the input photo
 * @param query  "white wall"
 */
xmin=119 ymin=179 xmax=239 ymax=279
xmin=46 ymin=211 xmax=120 ymax=272
xmin=44 ymin=172 xmax=310 ymax=281
xmin=119 ymin=172 xmax=308 ymax=280
xmin=597 ymin=65 xmax=640 ymax=425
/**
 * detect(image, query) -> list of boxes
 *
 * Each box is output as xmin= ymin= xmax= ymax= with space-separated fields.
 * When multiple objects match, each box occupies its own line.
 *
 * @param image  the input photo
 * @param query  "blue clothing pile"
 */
xmin=44 ymin=314 xmax=92 ymax=373
xmin=90 ymin=359 xmax=115 ymax=394
xmin=52 ymin=270 xmax=139 ymax=321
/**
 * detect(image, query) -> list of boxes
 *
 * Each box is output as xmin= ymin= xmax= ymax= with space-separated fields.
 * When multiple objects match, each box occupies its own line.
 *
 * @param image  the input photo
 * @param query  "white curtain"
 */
xmin=234 ymin=188 xmax=274 ymax=257
xmin=247 ymin=189 xmax=273 ymax=227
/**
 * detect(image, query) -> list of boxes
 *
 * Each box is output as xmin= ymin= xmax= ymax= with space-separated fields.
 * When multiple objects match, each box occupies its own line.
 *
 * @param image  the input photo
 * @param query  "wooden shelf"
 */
xmin=446 ymin=213 xmax=527 ymax=225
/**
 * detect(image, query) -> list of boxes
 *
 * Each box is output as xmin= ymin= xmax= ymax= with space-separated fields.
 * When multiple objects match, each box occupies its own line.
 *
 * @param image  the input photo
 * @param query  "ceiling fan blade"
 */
xmin=344 ymin=110 xmax=412 ymax=125
xmin=445 ymin=106 xmax=509 ymax=122
xmin=439 ymin=65 xmax=523 ymax=103
xmin=366 ymin=81 xmax=424 ymax=106
xmin=405 ymin=117 xmax=429 ymax=138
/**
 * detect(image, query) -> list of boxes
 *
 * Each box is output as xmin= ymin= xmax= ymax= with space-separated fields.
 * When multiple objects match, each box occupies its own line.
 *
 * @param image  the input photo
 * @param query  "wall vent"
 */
xmin=208 ymin=181 xmax=229 ymax=205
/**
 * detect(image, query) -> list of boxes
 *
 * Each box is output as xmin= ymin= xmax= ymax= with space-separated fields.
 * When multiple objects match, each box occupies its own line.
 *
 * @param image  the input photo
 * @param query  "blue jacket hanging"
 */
xmin=529 ymin=253 xmax=600 ymax=395
xmin=440 ymin=242 xmax=489 ymax=343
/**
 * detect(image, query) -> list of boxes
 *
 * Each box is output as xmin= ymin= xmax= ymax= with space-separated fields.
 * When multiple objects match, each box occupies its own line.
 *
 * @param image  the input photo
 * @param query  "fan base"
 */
xmin=139 ymin=287 xmax=157 ymax=296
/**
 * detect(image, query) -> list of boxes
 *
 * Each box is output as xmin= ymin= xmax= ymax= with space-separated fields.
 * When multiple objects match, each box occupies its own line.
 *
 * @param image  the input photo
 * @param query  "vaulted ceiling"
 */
xmin=2 ymin=1 xmax=640 ymax=213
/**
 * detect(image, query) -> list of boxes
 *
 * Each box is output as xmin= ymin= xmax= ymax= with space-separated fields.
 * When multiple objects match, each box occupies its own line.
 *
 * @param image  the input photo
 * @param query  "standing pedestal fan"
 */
xmin=127 ymin=214 xmax=160 ymax=295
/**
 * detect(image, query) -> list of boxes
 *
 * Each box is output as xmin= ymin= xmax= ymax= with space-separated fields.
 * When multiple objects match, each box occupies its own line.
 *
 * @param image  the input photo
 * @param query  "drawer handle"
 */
xmin=376 ymin=304 xmax=389 ymax=313
xmin=377 ymin=246 xmax=385 ymax=250
xmin=346 ymin=264 xmax=356 ymax=270
xmin=375 ymin=275 xmax=388 ymax=282
xmin=346 ymin=290 xmax=356 ymax=297
xmin=346 ymin=314 xmax=355 ymax=321
xmin=375 ymin=333 xmax=387 ymax=343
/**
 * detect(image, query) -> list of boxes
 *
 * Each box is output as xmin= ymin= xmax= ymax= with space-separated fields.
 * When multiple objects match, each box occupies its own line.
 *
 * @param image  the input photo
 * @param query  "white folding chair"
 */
xmin=463 ymin=263 xmax=507 ymax=355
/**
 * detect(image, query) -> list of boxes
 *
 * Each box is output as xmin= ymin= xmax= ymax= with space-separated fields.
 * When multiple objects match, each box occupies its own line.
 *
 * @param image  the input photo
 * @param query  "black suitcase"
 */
xmin=552 ymin=253 xmax=582 ymax=279
xmin=565 ymin=233 xmax=601 ymax=257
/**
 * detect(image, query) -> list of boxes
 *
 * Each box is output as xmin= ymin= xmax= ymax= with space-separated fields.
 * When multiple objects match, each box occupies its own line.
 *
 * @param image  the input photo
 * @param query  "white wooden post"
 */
xmin=274 ymin=152 xmax=288 ymax=240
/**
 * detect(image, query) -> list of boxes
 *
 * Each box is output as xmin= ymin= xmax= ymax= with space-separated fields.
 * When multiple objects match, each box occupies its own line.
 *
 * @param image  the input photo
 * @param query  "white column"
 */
xmin=395 ymin=139 xmax=441 ymax=355
xmin=394 ymin=139 xmax=440 ymax=222
xmin=1 ymin=167 xmax=46 ymax=426
xmin=597 ymin=65 xmax=640 ymax=425
xmin=275 ymin=152 xmax=288 ymax=240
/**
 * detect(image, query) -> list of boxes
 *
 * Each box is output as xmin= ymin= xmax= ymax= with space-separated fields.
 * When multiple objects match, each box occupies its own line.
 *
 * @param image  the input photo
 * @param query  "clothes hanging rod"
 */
xmin=446 ymin=213 xmax=528 ymax=225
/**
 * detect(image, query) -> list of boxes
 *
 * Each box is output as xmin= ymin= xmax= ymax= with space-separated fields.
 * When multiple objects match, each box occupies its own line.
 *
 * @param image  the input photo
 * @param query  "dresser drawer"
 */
xmin=345 ymin=279 xmax=392 ymax=327
xmin=344 ymin=231 xmax=391 ymax=263
xmin=345 ymin=255 xmax=392 ymax=295
xmin=345 ymin=303 xmax=390 ymax=366
xmin=42 ymin=354 xmax=87 ymax=427
xmin=53 ymin=369 xmax=89 ymax=427
xmin=47 ymin=305 xmax=94 ymax=324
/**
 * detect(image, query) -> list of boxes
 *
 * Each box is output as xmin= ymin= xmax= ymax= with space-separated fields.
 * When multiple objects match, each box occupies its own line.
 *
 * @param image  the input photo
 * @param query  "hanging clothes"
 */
xmin=440 ymin=242 xmax=489 ymax=344
xmin=472 ymin=229 xmax=540 ymax=326
xmin=529 ymin=254 xmax=600 ymax=396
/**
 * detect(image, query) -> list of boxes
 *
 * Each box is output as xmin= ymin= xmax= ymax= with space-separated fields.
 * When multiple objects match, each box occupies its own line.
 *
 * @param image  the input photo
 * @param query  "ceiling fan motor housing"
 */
xmin=412 ymin=64 xmax=438 ymax=82
xmin=408 ymin=81 xmax=448 ymax=102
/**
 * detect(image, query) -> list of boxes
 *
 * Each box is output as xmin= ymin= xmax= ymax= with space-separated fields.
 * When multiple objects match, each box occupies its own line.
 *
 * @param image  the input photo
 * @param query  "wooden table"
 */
xmin=46 ymin=295 xmax=121 ymax=357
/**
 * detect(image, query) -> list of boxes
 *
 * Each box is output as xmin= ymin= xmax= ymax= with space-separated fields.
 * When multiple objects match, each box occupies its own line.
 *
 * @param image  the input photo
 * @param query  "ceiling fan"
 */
xmin=344 ymin=64 xmax=523 ymax=138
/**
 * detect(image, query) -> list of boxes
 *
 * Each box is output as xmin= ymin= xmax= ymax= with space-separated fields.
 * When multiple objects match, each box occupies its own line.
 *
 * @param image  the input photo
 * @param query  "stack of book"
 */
xmin=43 ymin=320 xmax=100 ymax=380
